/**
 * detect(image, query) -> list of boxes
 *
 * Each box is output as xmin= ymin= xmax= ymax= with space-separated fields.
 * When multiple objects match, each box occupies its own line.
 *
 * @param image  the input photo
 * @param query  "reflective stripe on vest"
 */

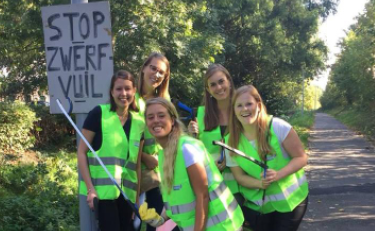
xmin=123 ymin=179 xmax=138 ymax=190
xmin=144 ymin=138 xmax=155 ymax=146
xmin=92 ymin=177 xmax=121 ymax=186
xmin=124 ymin=161 xmax=137 ymax=171
xmin=88 ymin=157 xmax=125 ymax=167
xmin=253 ymin=174 xmax=307 ymax=206
xmin=180 ymin=198 xmax=239 ymax=231
xmin=164 ymin=182 xmax=228 ymax=215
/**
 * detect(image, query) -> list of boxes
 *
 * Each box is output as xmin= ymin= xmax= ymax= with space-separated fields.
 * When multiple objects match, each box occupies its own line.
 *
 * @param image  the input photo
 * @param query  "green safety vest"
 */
xmin=159 ymin=136 xmax=244 ymax=231
xmin=79 ymin=104 xmax=144 ymax=203
xmin=196 ymin=106 xmax=239 ymax=194
xmin=227 ymin=117 xmax=308 ymax=213
xmin=135 ymin=92 xmax=161 ymax=174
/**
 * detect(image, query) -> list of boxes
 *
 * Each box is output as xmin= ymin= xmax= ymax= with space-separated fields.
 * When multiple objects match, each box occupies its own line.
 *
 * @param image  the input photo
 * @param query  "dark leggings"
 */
xmin=98 ymin=195 xmax=139 ymax=231
xmin=243 ymin=197 xmax=308 ymax=231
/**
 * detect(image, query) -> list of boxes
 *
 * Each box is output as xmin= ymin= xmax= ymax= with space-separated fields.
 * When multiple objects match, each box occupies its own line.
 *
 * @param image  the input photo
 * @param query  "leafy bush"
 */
xmin=0 ymin=151 xmax=79 ymax=230
xmin=0 ymin=101 xmax=38 ymax=154
xmin=284 ymin=111 xmax=315 ymax=149
xmin=30 ymin=105 xmax=76 ymax=150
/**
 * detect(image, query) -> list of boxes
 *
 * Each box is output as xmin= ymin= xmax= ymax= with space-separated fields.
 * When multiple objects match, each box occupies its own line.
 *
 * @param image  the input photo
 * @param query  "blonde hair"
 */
xmin=145 ymin=98 xmax=185 ymax=193
xmin=203 ymin=64 xmax=235 ymax=131
xmin=228 ymin=85 xmax=273 ymax=160
xmin=138 ymin=52 xmax=170 ymax=99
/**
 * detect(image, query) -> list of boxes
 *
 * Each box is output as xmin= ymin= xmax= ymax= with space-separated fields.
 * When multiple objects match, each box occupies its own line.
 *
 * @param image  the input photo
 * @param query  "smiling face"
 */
xmin=142 ymin=57 xmax=168 ymax=94
xmin=110 ymin=79 xmax=136 ymax=110
xmin=234 ymin=92 xmax=260 ymax=127
xmin=146 ymin=103 xmax=174 ymax=141
xmin=206 ymin=71 xmax=231 ymax=101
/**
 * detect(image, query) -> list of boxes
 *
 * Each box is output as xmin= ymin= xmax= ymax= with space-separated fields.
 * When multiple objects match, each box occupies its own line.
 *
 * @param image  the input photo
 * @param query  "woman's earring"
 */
xmin=210 ymin=95 xmax=213 ymax=98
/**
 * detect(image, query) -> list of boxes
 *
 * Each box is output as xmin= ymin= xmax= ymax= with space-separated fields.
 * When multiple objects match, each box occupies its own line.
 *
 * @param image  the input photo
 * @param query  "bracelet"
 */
xmin=87 ymin=188 xmax=92 ymax=194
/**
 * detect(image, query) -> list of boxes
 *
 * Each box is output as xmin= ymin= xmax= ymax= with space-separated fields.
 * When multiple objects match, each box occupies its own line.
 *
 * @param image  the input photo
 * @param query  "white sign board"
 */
xmin=42 ymin=1 xmax=113 ymax=114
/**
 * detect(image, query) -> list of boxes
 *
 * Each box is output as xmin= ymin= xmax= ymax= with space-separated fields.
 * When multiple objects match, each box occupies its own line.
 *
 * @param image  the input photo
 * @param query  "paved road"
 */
xmin=300 ymin=113 xmax=375 ymax=230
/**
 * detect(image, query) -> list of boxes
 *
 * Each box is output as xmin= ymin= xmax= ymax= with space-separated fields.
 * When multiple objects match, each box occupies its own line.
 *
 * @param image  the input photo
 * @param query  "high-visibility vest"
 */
xmin=159 ymin=136 xmax=244 ymax=231
xmin=196 ymin=106 xmax=239 ymax=194
xmin=228 ymin=117 xmax=308 ymax=213
xmin=79 ymin=104 xmax=144 ymax=203
xmin=135 ymin=93 xmax=161 ymax=173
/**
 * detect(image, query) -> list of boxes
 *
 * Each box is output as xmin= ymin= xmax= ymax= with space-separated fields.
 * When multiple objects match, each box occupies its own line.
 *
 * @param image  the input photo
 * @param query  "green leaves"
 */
xmin=0 ymin=101 xmax=38 ymax=153
xmin=0 ymin=0 xmax=337 ymax=114
xmin=322 ymin=0 xmax=375 ymax=110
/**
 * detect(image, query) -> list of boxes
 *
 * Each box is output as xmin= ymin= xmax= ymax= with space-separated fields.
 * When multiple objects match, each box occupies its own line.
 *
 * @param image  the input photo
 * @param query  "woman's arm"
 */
xmin=141 ymin=152 xmax=158 ymax=169
xmin=230 ymin=166 xmax=267 ymax=189
xmin=264 ymin=128 xmax=308 ymax=183
xmin=187 ymin=162 xmax=209 ymax=231
xmin=77 ymin=129 xmax=97 ymax=209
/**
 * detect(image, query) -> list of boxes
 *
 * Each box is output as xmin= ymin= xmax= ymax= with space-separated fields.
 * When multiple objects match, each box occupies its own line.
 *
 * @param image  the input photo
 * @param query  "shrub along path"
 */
xmin=300 ymin=113 xmax=375 ymax=230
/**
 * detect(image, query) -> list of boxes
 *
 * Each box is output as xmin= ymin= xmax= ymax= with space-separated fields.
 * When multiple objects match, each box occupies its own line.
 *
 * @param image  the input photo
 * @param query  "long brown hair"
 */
xmin=145 ymin=98 xmax=185 ymax=194
xmin=228 ymin=85 xmax=273 ymax=160
xmin=203 ymin=64 xmax=234 ymax=131
xmin=109 ymin=70 xmax=138 ymax=112
xmin=138 ymin=52 xmax=170 ymax=99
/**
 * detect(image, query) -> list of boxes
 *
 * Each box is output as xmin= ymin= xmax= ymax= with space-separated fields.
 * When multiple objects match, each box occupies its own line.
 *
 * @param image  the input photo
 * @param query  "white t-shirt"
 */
xmin=182 ymin=142 xmax=205 ymax=168
xmin=226 ymin=117 xmax=292 ymax=167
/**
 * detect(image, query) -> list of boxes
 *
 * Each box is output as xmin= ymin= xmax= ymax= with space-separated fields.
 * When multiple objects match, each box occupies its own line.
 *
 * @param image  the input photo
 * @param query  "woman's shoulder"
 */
xmin=272 ymin=117 xmax=292 ymax=128
xmin=271 ymin=117 xmax=292 ymax=141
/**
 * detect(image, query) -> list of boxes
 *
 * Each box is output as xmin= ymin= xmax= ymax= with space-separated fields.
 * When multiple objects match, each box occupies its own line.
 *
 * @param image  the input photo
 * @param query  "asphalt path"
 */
xmin=300 ymin=113 xmax=375 ymax=230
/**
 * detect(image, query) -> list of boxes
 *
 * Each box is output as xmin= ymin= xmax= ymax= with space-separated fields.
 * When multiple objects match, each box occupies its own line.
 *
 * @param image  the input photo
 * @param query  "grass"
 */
xmin=281 ymin=111 xmax=315 ymax=149
xmin=325 ymin=106 xmax=375 ymax=141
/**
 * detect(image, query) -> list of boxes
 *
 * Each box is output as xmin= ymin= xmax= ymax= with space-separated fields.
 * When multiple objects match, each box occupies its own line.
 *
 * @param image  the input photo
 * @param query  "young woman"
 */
xmin=135 ymin=52 xmax=170 ymax=113
xmin=226 ymin=85 xmax=309 ymax=231
xmin=77 ymin=70 xmax=144 ymax=231
xmin=187 ymin=64 xmax=241 ymax=202
xmin=135 ymin=52 xmax=171 ymax=231
xmin=145 ymin=97 xmax=244 ymax=231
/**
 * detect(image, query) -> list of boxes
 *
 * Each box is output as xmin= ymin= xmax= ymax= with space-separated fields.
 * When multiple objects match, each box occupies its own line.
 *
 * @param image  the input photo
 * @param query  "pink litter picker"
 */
xmin=156 ymin=219 xmax=177 ymax=231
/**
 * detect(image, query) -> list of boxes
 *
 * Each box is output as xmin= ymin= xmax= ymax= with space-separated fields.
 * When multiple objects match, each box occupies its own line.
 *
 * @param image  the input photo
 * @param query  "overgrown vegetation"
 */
xmin=0 ymin=101 xmax=38 ymax=154
xmin=320 ymin=0 xmax=375 ymax=142
xmin=0 ymin=150 xmax=79 ymax=231
xmin=0 ymin=0 xmax=338 ymax=113
xmin=30 ymin=104 xmax=76 ymax=150
xmin=282 ymin=111 xmax=315 ymax=149
xmin=325 ymin=107 xmax=375 ymax=140
xmin=0 ymin=101 xmax=78 ymax=230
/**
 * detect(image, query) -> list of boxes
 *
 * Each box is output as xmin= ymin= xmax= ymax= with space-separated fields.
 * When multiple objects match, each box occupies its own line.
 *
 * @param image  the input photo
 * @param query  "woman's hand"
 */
xmin=261 ymin=169 xmax=279 ymax=186
xmin=188 ymin=120 xmax=199 ymax=136
xmin=86 ymin=188 xmax=99 ymax=210
xmin=142 ymin=153 xmax=158 ymax=170
xmin=215 ymin=156 xmax=226 ymax=172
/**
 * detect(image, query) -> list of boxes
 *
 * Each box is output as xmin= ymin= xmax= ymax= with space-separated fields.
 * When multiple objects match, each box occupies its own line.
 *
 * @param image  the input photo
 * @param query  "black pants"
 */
xmin=98 ymin=195 xmax=139 ymax=231
xmin=243 ymin=197 xmax=308 ymax=231
xmin=145 ymin=187 xmax=180 ymax=231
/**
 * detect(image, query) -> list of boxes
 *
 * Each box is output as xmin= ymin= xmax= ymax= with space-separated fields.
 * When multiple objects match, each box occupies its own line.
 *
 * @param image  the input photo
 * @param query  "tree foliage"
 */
xmin=0 ymin=0 xmax=338 ymax=113
xmin=321 ymin=0 xmax=375 ymax=111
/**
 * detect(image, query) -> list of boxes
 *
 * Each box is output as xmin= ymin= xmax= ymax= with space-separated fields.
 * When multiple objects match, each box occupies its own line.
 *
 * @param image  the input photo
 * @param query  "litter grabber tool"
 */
xmin=174 ymin=100 xmax=195 ymax=121
xmin=213 ymin=140 xmax=269 ymax=217
xmin=212 ymin=140 xmax=268 ymax=169
xmin=173 ymin=99 xmax=197 ymax=138
xmin=217 ymin=139 xmax=225 ymax=164
xmin=56 ymin=99 xmax=141 ymax=219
